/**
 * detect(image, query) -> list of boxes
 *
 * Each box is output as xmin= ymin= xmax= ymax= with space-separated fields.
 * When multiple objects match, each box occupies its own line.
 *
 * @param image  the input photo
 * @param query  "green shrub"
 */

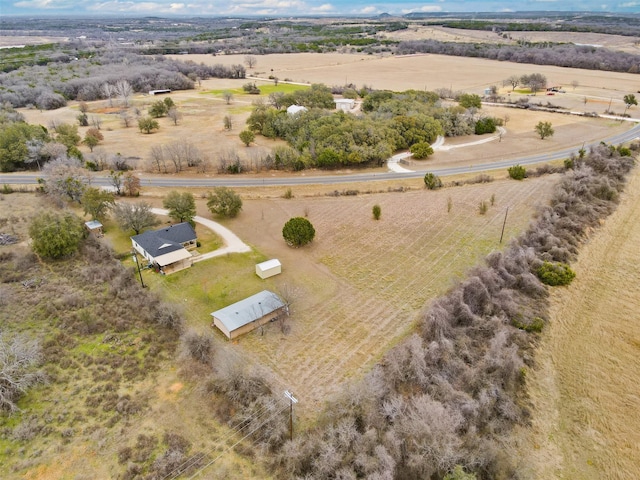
xmin=475 ymin=117 xmax=497 ymax=135
xmin=372 ymin=204 xmax=381 ymax=220
xmin=508 ymin=164 xmax=527 ymax=180
xmin=282 ymin=217 xmax=315 ymax=247
xmin=512 ymin=316 xmax=545 ymax=333
xmin=410 ymin=142 xmax=433 ymax=159
xmin=283 ymin=188 xmax=293 ymax=199
xmin=478 ymin=200 xmax=488 ymax=215
xmin=424 ymin=172 xmax=443 ymax=190
xmin=536 ymin=261 xmax=576 ymax=286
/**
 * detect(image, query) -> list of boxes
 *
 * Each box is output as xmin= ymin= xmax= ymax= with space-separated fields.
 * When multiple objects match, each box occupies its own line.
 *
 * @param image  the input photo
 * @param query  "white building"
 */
xmin=335 ymin=98 xmax=355 ymax=111
xmin=287 ymin=104 xmax=308 ymax=116
xmin=256 ymin=259 xmax=282 ymax=279
xmin=211 ymin=290 xmax=287 ymax=340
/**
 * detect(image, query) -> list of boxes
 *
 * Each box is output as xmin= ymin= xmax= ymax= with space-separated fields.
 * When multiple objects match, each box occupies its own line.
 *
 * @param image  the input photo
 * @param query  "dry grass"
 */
xmin=209 ymin=176 xmax=559 ymax=416
xmin=517 ymin=166 xmax=640 ymax=479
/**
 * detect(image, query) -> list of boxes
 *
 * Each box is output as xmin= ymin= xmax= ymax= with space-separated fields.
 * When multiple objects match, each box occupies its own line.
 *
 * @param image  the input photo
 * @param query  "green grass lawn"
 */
xmin=141 ymin=249 xmax=276 ymax=332
xmin=202 ymin=83 xmax=308 ymax=97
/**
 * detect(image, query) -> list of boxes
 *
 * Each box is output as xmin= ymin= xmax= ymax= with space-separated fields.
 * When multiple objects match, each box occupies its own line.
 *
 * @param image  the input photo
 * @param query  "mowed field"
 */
xmin=516 ymin=166 xmax=640 ymax=480
xmin=153 ymin=175 xmax=559 ymax=417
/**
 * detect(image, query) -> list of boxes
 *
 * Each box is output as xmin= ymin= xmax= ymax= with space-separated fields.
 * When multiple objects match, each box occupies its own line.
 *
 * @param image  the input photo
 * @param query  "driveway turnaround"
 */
xmin=151 ymin=208 xmax=251 ymax=262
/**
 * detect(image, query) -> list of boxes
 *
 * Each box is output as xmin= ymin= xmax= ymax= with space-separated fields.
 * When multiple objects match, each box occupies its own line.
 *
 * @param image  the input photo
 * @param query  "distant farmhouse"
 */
xmin=131 ymin=222 xmax=196 ymax=274
xmin=211 ymin=290 xmax=287 ymax=340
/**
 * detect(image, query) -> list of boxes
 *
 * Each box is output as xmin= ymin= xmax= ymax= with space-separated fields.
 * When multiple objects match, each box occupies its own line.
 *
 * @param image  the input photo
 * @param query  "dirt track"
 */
xmin=520 ymin=165 xmax=640 ymax=479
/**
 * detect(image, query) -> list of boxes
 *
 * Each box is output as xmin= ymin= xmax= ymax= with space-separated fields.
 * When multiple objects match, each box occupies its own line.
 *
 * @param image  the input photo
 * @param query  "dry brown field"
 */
xmin=218 ymin=176 xmax=559 ymax=414
xmin=5 ymin=49 xmax=640 ymax=479
xmin=515 ymin=165 xmax=640 ymax=480
xmin=383 ymin=25 xmax=640 ymax=54
xmin=173 ymin=52 xmax=640 ymax=113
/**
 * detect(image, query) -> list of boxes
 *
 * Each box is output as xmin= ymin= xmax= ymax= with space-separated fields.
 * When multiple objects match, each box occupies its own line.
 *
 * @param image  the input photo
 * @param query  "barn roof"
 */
xmin=211 ymin=290 xmax=285 ymax=333
xmin=131 ymin=222 xmax=196 ymax=259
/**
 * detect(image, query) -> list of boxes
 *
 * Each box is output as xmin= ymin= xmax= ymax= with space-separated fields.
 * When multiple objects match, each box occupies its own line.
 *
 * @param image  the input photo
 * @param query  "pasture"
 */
xmin=516 ymin=166 xmax=640 ymax=480
xmin=3 ymin=49 xmax=640 ymax=479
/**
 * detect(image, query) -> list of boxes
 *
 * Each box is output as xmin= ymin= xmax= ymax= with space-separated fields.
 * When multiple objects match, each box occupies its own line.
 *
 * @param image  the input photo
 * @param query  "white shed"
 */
xmin=256 ymin=259 xmax=282 ymax=279
xmin=335 ymin=98 xmax=355 ymax=111
xmin=286 ymin=104 xmax=307 ymax=116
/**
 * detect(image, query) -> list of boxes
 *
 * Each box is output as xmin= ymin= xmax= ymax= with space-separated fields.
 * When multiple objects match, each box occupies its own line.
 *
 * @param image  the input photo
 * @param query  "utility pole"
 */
xmin=132 ymin=250 xmax=145 ymax=288
xmin=500 ymin=206 xmax=509 ymax=244
xmin=284 ymin=390 xmax=298 ymax=441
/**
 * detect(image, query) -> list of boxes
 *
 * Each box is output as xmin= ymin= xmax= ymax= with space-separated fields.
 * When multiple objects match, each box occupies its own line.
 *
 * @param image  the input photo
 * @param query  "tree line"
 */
xmin=0 ymin=49 xmax=245 ymax=109
xmin=397 ymin=40 xmax=640 ymax=74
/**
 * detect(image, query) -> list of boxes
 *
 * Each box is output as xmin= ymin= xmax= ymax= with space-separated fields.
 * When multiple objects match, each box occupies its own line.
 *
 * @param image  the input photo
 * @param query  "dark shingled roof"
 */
xmin=131 ymin=222 xmax=196 ymax=259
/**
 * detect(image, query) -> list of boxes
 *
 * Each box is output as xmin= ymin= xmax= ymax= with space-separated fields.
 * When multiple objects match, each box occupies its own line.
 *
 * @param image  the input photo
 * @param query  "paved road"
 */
xmin=2 ymin=122 xmax=639 ymax=188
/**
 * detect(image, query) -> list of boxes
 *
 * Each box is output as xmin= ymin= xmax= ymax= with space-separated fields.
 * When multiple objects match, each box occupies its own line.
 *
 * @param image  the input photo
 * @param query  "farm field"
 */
xmin=3 ymin=43 xmax=640 ymax=479
xmin=517 ymin=165 xmax=640 ymax=480
xmin=139 ymin=175 xmax=560 ymax=416
xmin=174 ymin=52 xmax=640 ymax=115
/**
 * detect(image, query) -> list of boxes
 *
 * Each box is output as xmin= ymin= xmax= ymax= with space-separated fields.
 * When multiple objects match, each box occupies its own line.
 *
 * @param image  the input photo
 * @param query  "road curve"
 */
xmin=2 ymin=123 xmax=639 ymax=188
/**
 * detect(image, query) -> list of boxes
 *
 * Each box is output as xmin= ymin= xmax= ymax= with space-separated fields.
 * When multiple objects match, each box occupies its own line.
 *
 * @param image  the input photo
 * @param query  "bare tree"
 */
xmin=120 ymin=110 xmax=133 ymax=128
xmin=111 ymin=201 xmax=160 ymax=235
xmin=86 ymin=147 xmax=109 ymax=171
xmin=91 ymin=116 xmax=102 ymax=130
xmin=41 ymin=156 xmax=91 ymax=203
xmin=167 ymin=107 xmax=181 ymax=126
xmin=222 ymin=91 xmax=233 ymax=105
xmin=244 ymin=55 xmax=257 ymax=69
xmin=269 ymin=91 xmax=285 ymax=110
xmin=503 ymin=75 xmax=520 ymax=91
xmin=115 ymin=79 xmax=133 ymax=107
xmin=101 ymin=83 xmax=115 ymax=107
xmin=0 ymin=333 xmax=45 ymax=413
xmin=25 ymin=139 xmax=45 ymax=170
xmin=148 ymin=145 xmax=168 ymax=174
xmin=165 ymin=139 xmax=201 ymax=171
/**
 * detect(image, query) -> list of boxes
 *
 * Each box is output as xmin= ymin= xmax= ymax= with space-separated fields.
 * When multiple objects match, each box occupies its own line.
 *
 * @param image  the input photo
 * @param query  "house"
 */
xmin=84 ymin=220 xmax=103 ymax=237
xmin=149 ymin=89 xmax=171 ymax=95
xmin=334 ymin=98 xmax=355 ymax=111
xmin=211 ymin=290 xmax=287 ymax=340
xmin=131 ymin=222 xmax=196 ymax=274
xmin=286 ymin=104 xmax=307 ymax=116
xmin=256 ymin=259 xmax=282 ymax=279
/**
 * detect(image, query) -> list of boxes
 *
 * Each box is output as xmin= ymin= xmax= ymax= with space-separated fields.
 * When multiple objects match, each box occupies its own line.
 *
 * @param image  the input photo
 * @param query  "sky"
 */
xmin=1 ymin=0 xmax=639 ymax=16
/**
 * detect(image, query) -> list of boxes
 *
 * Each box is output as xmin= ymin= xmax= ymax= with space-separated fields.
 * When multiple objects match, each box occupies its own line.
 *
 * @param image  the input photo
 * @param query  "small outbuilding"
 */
xmin=256 ymin=259 xmax=282 ymax=279
xmin=334 ymin=98 xmax=355 ymax=111
xmin=84 ymin=220 xmax=103 ymax=237
xmin=211 ymin=290 xmax=287 ymax=340
xmin=286 ymin=104 xmax=307 ymax=116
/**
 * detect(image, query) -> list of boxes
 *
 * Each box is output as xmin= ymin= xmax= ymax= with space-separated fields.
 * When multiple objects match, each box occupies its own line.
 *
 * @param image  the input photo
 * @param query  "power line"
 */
xmin=185 ymin=404 xmax=290 ymax=480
